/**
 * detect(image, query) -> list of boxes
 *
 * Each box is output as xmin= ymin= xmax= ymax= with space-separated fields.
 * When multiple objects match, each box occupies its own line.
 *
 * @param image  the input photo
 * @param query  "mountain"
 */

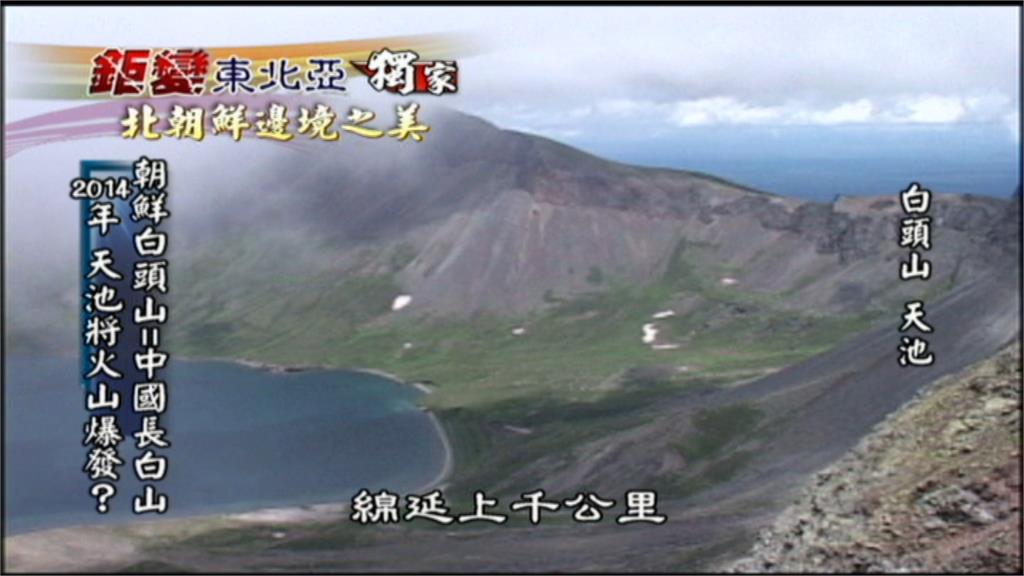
xmin=171 ymin=109 xmax=1015 ymax=320
xmin=9 ymin=108 xmax=1016 ymax=357
xmin=159 ymin=110 xmax=1021 ymax=572
xmin=4 ymin=108 xmax=1020 ymax=572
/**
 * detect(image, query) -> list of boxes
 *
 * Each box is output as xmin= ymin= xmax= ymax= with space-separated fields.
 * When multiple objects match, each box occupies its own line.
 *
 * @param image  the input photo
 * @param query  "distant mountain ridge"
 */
xmin=171 ymin=109 xmax=1018 ymax=318
xmin=7 ymin=109 xmax=1019 ymax=355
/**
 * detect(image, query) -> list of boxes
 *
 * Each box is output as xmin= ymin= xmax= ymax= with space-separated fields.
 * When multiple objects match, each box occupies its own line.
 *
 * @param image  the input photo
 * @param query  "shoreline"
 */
xmin=226 ymin=403 xmax=453 ymax=525
xmin=413 ymin=410 xmax=454 ymax=493
xmin=205 ymin=356 xmax=440 ymax=395
xmin=350 ymin=366 xmax=436 ymax=395
xmin=5 ymin=357 xmax=456 ymax=553
xmin=186 ymin=357 xmax=455 ymax=522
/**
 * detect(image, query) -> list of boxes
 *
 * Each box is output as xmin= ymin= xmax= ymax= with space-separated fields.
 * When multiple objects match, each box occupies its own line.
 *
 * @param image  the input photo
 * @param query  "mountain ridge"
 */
xmin=168 ymin=108 xmax=1017 ymax=320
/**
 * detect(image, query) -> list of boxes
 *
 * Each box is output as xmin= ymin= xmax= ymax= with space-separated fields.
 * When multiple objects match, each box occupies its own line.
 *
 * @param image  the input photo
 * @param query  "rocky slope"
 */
xmin=731 ymin=346 xmax=1022 ymax=573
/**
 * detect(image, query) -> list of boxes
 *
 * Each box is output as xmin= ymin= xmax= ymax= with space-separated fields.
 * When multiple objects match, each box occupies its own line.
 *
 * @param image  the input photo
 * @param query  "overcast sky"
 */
xmin=5 ymin=5 xmax=1020 ymax=142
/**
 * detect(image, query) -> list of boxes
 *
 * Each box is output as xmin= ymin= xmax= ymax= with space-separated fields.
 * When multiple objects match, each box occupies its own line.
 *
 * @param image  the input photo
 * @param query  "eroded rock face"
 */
xmin=150 ymin=111 xmax=1022 ymax=319
xmin=343 ymin=115 xmax=1017 ymax=316
xmin=730 ymin=347 xmax=1022 ymax=574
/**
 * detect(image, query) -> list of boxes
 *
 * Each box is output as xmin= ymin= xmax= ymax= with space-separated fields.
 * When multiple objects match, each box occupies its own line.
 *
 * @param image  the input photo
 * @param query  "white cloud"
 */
xmin=802 ymin=99 xmax=874 ymax=125
xmin=492 ymin=92 xmax=1018 ymax=140
xmin=664 ymin=97 xmax=876 ymax=128
xmin=898 ymin=95 xmax=966 ymax=124
xmin=596 ymin=99 xmax=653 ymax=117
xmin=669 ymin=98 xmax=785 ymax=126
xmin=567 ymin=105 xmax=593 ymax=119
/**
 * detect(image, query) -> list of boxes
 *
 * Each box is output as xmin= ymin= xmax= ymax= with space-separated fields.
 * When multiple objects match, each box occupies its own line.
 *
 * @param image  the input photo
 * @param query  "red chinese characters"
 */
xmin=89 ymin=48 xmax=210 ymax=96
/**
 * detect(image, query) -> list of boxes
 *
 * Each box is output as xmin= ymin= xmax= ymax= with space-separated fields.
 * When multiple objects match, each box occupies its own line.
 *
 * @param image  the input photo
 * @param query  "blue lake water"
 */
xmin=2 ymin=357 xmax=447 ymax=534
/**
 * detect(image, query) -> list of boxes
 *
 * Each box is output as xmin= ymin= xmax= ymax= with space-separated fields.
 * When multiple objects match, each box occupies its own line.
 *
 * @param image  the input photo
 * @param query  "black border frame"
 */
xmin=0 ymin=2 xmax=1021 ymax=575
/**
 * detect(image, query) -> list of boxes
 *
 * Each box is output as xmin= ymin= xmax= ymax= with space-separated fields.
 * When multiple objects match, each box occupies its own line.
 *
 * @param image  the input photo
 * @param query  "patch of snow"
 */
xmin=720 ymin=277 xmax=738 ymax=286
xmin=512 ymin=327 xmax=526 ymax=336
xmin=642 ymin=323 xmax=659 ymax=344
xmin=503 ymin=424 xmax=533 ymax=435
xmin=652 ymin=344 xmax=680 ymax=351
xmin=391 ymin=294 xmax=412 ymax=311
xmin=652 ymin=310 xmax=676 ymax=319
xmin=402 ymin=342 xmax=414 ymax=350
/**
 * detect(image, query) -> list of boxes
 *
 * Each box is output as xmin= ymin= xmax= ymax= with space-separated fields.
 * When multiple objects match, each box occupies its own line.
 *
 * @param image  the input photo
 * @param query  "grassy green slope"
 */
xmin=166 ymin=236 xmax=881 ymax=501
